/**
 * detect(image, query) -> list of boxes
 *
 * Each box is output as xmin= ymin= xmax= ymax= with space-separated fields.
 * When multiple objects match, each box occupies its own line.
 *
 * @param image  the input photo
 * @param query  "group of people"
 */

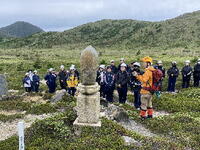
xmin=22 ymin=57 xmax=200 ymax=119
xmin=22 ymin=65 xmax=79 ymax=96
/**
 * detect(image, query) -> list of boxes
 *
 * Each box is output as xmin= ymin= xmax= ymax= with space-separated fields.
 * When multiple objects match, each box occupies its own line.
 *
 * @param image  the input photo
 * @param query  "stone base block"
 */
xmin=73 ymin=118 xmax=101 ymax=127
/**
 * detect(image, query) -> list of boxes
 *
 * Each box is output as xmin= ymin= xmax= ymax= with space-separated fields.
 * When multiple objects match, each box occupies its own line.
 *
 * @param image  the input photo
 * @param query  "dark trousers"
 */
xmin=133 ymin=90 xmax=141 ymax=109
xmin=59 ymin=80 xmax=67 ymax=90
xmin=68 ymin=87 xmax=76 ymax=96
xmin=117 ymin=86 xmax=127 ymax=103
xmin=194 ymin=76 xmax=200 ymax=87
xmin=100 ymin=84 xmax=105 ymax=98
xmin=32 ymin=84 xmax=39 ymax=92
xmin=182 ymin=76 xmax=191 ymax=88
xmin=48 ymin=84 xmax=56 ymax=93
xmin=105 ymin=87 xmax=114 ymax=102
xmin=25 ymin=87 xmax=31 ymax=92
xmin=167 ymin=77 xmax=177 ymax=92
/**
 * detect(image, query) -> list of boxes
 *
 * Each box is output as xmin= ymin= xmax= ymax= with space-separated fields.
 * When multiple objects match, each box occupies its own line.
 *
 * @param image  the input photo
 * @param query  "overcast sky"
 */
xmin=1 ymin=0 xmax=200 ymax=31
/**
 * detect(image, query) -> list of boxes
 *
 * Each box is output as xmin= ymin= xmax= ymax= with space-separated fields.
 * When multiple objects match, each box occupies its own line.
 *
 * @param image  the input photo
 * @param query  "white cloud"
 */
xmin=0 ymin=0 xmax=200 ymax=30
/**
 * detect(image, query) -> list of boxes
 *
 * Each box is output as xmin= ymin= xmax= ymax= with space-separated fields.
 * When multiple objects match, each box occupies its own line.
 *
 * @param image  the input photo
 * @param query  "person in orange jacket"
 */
xmin=133 ymin=56 xmax=155 ymax=119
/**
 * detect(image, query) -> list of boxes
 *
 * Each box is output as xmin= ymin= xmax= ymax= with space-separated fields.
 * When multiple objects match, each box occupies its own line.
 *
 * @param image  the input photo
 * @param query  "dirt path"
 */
xmin=0 ymin=113 xmax=55 ymax=141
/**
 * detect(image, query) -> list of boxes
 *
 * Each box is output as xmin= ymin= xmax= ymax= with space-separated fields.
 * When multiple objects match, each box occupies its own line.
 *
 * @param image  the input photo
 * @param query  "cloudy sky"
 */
xmin=1 ymin=0 xmax=200 ymax=31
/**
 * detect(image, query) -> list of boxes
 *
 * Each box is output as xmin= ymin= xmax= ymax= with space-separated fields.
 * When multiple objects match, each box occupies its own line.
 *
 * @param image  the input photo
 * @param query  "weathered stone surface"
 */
xmin=0 ymin=75 xmax=8 ymax=97
xmin=80 ymin=45 xmax=98 ymax=85
xmin=50 ymin=89 xmax=66 ymax=103
xmin=75 ymin=83 xmax=100 ymax=124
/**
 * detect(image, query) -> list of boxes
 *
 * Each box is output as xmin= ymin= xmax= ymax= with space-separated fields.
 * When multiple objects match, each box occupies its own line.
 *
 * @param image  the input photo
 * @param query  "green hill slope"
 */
xmin=0 ymin=21 xmax=44 ymax=38
xmin=1 ymin=11 xmax=200 ymax=49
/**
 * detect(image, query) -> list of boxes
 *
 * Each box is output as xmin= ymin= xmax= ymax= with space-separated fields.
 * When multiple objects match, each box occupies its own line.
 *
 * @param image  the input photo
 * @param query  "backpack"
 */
xmin=143 ymin=69 xmax=163 ymax=94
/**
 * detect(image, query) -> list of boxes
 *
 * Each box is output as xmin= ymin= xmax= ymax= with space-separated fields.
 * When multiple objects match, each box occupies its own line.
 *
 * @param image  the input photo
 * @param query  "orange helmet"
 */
xmin=141 ymin=56 xmax=153 ymax=63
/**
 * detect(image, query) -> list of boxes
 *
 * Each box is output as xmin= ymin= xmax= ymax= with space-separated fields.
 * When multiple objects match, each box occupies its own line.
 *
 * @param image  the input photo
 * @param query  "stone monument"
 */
xmin=0 ymin=74 xmax=8 ymax=99
xmin=73 ymin=45 xmax=101 ymax=127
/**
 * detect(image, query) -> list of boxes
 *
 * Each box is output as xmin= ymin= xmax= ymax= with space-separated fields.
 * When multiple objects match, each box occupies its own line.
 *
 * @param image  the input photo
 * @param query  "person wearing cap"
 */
xmin=167 ymin=61 xmax=179 ymax=92
xmin=154 ymin=60 xmax=165 ymax=90
xmin=96 ymin=65 xmax=106 ymax=98
xmin=115 ymin=63 xmax=129 ymax=103
xmin=133 ymin=56 xmax=155 ymax=119
xmin=44 ymin=68 xmax=57 ymax=93
xmin=58 ymin=65 xmax=67 ymax=90
xmin=103 ymin=65 xmax=115 ymax=102
xmin=181 ymin=60 xmax=192 ymax=88
xmin=110 ymin=60 xmax=118 ymax=74
xmin=193 ymin=59 xmax=200 ymax=87
xmin=66 ymin=66 xmax=79 ymax=96
xmin=22 ymin=73 xmax=32 ymax=92
xmin=129 ymin=62 xmax=143 ymax=110
xmin=32 ymin=70 xmax=40 ymax=92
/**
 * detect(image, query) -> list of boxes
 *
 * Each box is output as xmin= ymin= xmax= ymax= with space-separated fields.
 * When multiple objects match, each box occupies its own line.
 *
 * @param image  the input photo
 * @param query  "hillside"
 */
xmin=1 ymin=10 xmax=200 ymax=49
xmin=0 ymin=21 xmax=44 ymax=38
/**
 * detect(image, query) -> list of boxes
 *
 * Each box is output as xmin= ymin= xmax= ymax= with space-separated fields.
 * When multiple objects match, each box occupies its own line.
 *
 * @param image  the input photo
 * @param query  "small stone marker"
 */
xmin=0 ymin=74 xmax=8 ymax=98
xmin=18 ymin=122 xmax=25 ymax=150
xmin=73 ymin=45 xmax=101 ymax=127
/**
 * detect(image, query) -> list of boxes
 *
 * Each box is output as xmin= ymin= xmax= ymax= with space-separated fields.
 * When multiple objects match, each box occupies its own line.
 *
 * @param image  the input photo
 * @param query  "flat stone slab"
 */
xmin=73 ymin=118 xmax=101 ymax=127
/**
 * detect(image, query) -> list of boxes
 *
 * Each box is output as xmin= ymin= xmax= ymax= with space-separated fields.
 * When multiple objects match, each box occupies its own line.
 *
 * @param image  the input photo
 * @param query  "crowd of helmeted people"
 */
xmin=22 ymin=57 xmax=200 ymax=119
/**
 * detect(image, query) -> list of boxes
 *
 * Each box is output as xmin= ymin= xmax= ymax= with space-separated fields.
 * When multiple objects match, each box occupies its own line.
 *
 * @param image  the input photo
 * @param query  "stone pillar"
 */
xmin=73 ymin=45 xmax=101 ymax=127
xmin=0 ymin=74 xmax=8 ymax=99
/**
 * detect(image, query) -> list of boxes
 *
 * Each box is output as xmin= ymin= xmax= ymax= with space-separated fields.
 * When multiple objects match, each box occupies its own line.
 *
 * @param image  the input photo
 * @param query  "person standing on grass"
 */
xmin=193 ymin=59 xmax=200 ymax=87
xmin=96 ymin=65 xmax=106 ymax=98
xmin=116 ymin=63 xmax=129 ymax=104
xmin=154 ymin=60 xmax=165 ymax=91
xmin=23 ymin=73 xmax=32 ymax=93
xmin=104 ymin=66 xmax=115 ymax=102
xmin=66 ymin=66 xmax=79 ymax=96
xmin=110 ymin=60 xmax=118 ymax=74
xmin=167 ymin=61 xmax=179 ymax=93
xmin=32 ymin=70 xmax=40 ymax=92
xmin=129 ymin=62 xmax=143 ymax=110
xmin=133 ymin=57 xmax=155 ymax=119
xmin=181 ymin=60 xmax=192 ymax=88
xmin=44 ymin=68 xmax=57 ymax=93
xmin=58 ymin=65 xmax=67 ymax=90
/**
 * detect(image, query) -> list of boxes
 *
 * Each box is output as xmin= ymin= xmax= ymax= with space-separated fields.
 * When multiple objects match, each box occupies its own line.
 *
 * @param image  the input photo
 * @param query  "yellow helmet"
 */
xmin=141 ymin=56 xmax=153 ymax=63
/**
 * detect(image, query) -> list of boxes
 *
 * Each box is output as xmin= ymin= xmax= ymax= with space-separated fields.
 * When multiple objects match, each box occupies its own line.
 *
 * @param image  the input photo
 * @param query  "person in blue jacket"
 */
xmin=44 ymin=68 xmax=57 ymax=93
xmin=32 ymin=70 xmax=40 ymax=92
xmin=22 ymin=73 xmax=32 ymax=92
xmin=104 ymin=66 xmax=115 ymax=102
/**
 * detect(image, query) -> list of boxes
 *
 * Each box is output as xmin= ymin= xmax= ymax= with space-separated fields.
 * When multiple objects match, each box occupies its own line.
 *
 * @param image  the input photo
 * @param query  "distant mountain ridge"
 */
xmin=0 ymin=21 xmax=44 ymax=38
xmin=1 ymin=10 xmax=200 ymax=49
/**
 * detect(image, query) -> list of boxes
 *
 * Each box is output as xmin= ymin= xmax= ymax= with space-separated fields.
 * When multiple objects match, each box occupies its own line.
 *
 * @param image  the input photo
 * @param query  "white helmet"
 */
xmin=70 ymin=66 xmax=75 ymax=70
xmin=133 ymin=62 xmax=141 ymax=67
xmin=49 ymin=68 xmax=54 ymax=72
xmin=99 ymin=64 xmax=105 ymax=69
xmin=25 ymin=72 xmax=29 ymax=76
xmin=157 ymin=60 xmax=162 ymax=64
xmin=185 ymin=60 xmax=190 ymax=63
xmin=120 ymin=58 xmax=125 ymax=61
xmin=110 ymin=60 xmax=115 ymax=63
xmin=121 ymin=63 xmax=127 ymax=67
xmin=33 ymin=70 xmax=37 ymax=73
xmin=60 ymin=65 xmax=65 ymax=69
xmin=172 ymin=61 xmax=177 ymax=64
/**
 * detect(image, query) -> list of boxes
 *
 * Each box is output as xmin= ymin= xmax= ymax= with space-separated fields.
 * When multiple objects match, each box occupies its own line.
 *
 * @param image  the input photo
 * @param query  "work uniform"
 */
xmin=136 ymin=66 xmax=155 ymax=118
xmin=104 ymin=72 xmax=115 ymax=102
xmin=115 ymin=70 xmax=129 ymax=103
xmin=32 ymin=74 xmax=40 ymax=92
xmin=23 ymin=76 xmax=32 ymax=92
xmin=44 ymin=73 xmax=57 ymax=93
xmin=58 ymin=70 xmax=67 ymax=90
xmin=193 ymin=64 xmax=200 ymax=87
xmin=167 ymin=66 xmax=179 ymax=92
xmin=96 ymin=70 xmax=106 ymax=98
xmin=181 ymin=66 xmax=192 ymax=88
xmin=67 ymin=73 xmax=78 ymax=96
